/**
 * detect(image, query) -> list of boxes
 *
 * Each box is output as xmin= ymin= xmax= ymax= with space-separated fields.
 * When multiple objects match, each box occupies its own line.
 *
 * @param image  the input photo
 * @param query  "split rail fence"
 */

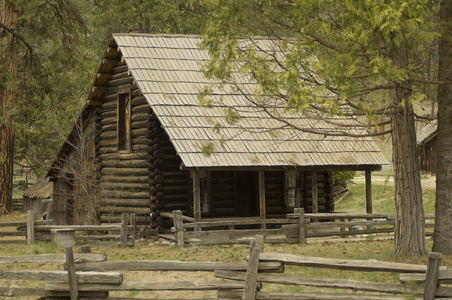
xmin=0 ymin=235 xmax=449 ymax=299
xmin=0 ymin=211 xmax=134 ymax=246
xmin=170 ymin=209 xmax=436 ymax=246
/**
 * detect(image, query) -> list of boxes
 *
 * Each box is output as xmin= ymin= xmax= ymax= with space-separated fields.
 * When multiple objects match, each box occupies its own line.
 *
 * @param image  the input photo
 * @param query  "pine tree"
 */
xmin=200 ymin=0 xmax=442 ymax=256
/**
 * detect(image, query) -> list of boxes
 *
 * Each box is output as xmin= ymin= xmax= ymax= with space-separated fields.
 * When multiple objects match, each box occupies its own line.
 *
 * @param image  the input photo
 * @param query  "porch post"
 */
xmin=193 ymin=169 xmax=201 ymax=223
xmin=258 ymin=169 xmax=266 ymax=229
xmin=365 ymin=168 xmax=372 ymax=214
xmin=311 ymin=169 xmax=318 ymax=214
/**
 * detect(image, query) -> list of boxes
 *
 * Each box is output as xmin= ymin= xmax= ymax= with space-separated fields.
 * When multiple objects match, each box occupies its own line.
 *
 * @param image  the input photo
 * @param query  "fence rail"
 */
xmin=171 ymin=209 xmax=436 ymax=246
xmin=0 ymin=235 xmax=448 ymax=299
xmin=0 ymin=211 xmax=134 ymax=246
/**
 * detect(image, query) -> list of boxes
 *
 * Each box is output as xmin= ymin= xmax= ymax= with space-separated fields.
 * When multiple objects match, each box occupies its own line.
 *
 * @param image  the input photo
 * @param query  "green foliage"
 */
xmin=201 ymin=141 xmax=215 ymax=157
xmin=200 ymin=0 xmax=440 ymax=125
xmin=332 ymin=171 xmax=356 ymax=188
xmin=89 ymin=0 xmax=206 ymax=35
xmin=9 ymin=0 xmax=208 ymax=175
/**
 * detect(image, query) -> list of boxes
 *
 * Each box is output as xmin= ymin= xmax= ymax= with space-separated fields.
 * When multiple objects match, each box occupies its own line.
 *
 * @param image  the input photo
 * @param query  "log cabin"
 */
xmin=47 ymin=34 xmax=388 ymax=227
xmin=417 ymin=120 xmax=437 ymax=175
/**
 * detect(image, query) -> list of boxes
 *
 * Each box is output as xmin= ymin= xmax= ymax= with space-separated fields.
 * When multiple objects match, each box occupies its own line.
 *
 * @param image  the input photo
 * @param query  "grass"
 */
xmin=336 ymin=181 xmax=436 ymax=215
xmin=0 ymin=238 xmax=448 ymax=299
xmin=0 ymin=163 xmax=444 ymax=298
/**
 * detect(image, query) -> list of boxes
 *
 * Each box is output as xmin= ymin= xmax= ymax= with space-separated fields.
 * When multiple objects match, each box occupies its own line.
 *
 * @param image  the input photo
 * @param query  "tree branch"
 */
xmin=0 ymin=21 xmax=34 ymax=54
xmin=409 ymin=77 xmax=452 ymax=85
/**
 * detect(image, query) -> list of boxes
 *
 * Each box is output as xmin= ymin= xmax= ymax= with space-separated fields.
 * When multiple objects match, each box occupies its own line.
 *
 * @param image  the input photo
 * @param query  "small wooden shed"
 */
xmin=23 ymin=175 xmax=53 ymax=219
xmin=417 ymin=120 xmax=437 ymax=175
xmin=47 ymin=34 xmax=388 ymax=227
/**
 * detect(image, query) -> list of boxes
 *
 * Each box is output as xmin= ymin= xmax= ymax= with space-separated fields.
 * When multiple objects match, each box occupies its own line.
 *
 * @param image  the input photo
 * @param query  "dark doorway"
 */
xmin=235 ymin=171 xmax=259 ymax=217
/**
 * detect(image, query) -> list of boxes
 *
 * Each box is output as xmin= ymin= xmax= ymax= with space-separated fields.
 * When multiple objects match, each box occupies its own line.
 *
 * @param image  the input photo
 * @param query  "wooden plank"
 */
xmin=312 ymin=169 xmax=318 ymax=214
xmin=184 ymin=228 xmax=296 ymax=241
xmin=401 ymin=269 xmax=452 ymax=284
xmin=259 ymin=170 xmax=266 ymax=229
xmin=74 ymin=260 xmax=283 ymax=272
xmin=0 ymin=253 xmax=107 ymax=264
xmin=65 ymin=247 xmax=78 ymax=300
xmin=34 ymin=225 xmax=121 ymax=231
xmin=182 ymin=218 xmax=298 ymax=229
xmin=0 ymin=287 xmax=108 ymax=298
xmin=174 ymin=210 xmax=184 ymax=247
xmin=0 ymin=231 xmax=26 ymax=237
xmin=193 ymin=170 xmax=201 ymax=223
xmin=0 ymin=287 xmax=47 ymax=297
xmin=94 ymin=298 xmax=237 ymax=300
xmin=287 ymin=213 xmax=394 ymax=220
xmin=307 ymin=219 xmax=394 ymax=228
xmin=215 ymin=270 xmax=423 ymax=295
xmin=0 ymin=240 xmax=26 ymax=244
xmin=242 ymin=235 xmax=264 ymax=300
xmin=0 ymin=220 xmax=51 ymax=227
xmin=295 ymin=208 xmax=306 ymax=244
xmin=305 ymin=227 xmax=394 ymax=238
xmin=259 ymin=253 xmax=431 ymax=273
xmin=424 ymin=252 xmax=442 ymax=300
xmin=218 ymin=290 xmax=424 ymax=300
xmin=46 ymin=281 xmax=244 ymax=292
xmin=97 ymin=298 xmax=236 ymax=300
xmin=75 ymin=235 xmax=120 ymax=240
xmin=365 ymin=168 xmax=373 ymax=214
xmin=161 ymin=211 xmax=194 ymax=222
xmin=0 ymin=270 xmax=122 ymax=284
xmin=27 ymin=210 xmax=34 ymax=245
xmin=120 ymin=213 xmax=128 ymax=247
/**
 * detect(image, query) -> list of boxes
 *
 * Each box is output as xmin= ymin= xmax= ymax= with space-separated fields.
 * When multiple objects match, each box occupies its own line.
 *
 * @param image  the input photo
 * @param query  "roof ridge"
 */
xmin=112 ymin=33 xmax=201 ymax=38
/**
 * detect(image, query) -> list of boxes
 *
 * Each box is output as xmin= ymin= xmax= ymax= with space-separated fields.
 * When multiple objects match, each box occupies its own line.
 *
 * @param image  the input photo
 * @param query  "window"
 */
xmin=285 ymin=170 xmax=303 ymax=209
xmin=117 ymin=91 xmax=131 ymax=151
xmin=189 ymin=170 xmax=211 ymax=214
xmin=199 ymin=171 xmax=211 ymax=213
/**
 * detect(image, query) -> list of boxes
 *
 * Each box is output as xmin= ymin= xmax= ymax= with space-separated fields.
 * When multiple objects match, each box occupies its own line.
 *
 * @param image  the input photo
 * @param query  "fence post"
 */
xmin=65 ymin=247 xmax=78 ymax=300
xmin=424 ymin=252 xmax=442 ymax=300
xmin=173 ymin=210 xmax=184 ymax=247
xmin=130 ymin=213 xmax=136 ymax=232
xmin=295 ymin=208 xmax=306 ymax=244
xmin=120 ymin=213 xmax=128 ymax=247
xmin=27 ymin=210 xmax=34 ymax=245
xmin=242 ymin=235 xmax=264 ymax=300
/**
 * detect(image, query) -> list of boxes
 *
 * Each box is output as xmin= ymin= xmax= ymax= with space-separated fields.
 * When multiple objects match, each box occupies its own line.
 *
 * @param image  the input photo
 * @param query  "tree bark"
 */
xmin=432 ymin=0 xmax=452 ymax=254
xmin=391 ymin=47 xmax=425 ymax=257
xmin=391 ymin=85 xmax=426 ymax=256
xmin=0 ymin=1 xmax=17 ymax=214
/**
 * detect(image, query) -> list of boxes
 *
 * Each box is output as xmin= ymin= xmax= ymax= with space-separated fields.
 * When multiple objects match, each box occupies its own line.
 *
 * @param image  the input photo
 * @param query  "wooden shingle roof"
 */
xmin=105 ymin=34 xmax=388 ymax=169
xmin=417 ymin=120 xmax=437 ymax=145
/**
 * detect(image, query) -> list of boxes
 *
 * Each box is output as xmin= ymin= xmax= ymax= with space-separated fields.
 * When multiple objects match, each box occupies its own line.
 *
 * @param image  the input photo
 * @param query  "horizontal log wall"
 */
xmin=211 ymin=171 xmax=235 ymax=216
xmin=98 ymin=58 xmax=152 ymax=224
xmin=265 ymin=171 xmax=285 ymax=215
xmin=303 ymin=171 xmax=334 ymax=213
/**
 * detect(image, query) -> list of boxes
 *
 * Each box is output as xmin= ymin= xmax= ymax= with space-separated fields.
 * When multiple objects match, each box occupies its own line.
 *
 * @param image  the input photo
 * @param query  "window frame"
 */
xmin=117 ymin=88 xmax=132 ymax=151
xmin=285 ymin=170 xmax=303 ymax=210
xmin=189 ymin=170 xmax=212 ymax=214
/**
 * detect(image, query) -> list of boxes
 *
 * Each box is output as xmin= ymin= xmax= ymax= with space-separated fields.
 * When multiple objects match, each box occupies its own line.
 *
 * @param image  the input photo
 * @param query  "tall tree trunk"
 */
xmin=392 ymin=86 xmax=426 ymax=256
xmin=0 ymin=1 xmax=17 ymax=214
xmin=391 ymin=48 xmax=425 ymax=256
xmin=433 ymin=0 xmax=452 ymax=254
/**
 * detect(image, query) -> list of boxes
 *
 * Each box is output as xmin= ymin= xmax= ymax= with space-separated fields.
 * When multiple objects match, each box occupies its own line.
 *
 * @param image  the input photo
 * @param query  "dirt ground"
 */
xmin=354 ymin=174 xmax=436 ymax=190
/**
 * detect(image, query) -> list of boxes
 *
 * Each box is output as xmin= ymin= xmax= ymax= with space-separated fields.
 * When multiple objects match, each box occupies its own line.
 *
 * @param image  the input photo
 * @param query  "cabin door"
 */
xmin=235 ymin=171 xmax=259 ymax=217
